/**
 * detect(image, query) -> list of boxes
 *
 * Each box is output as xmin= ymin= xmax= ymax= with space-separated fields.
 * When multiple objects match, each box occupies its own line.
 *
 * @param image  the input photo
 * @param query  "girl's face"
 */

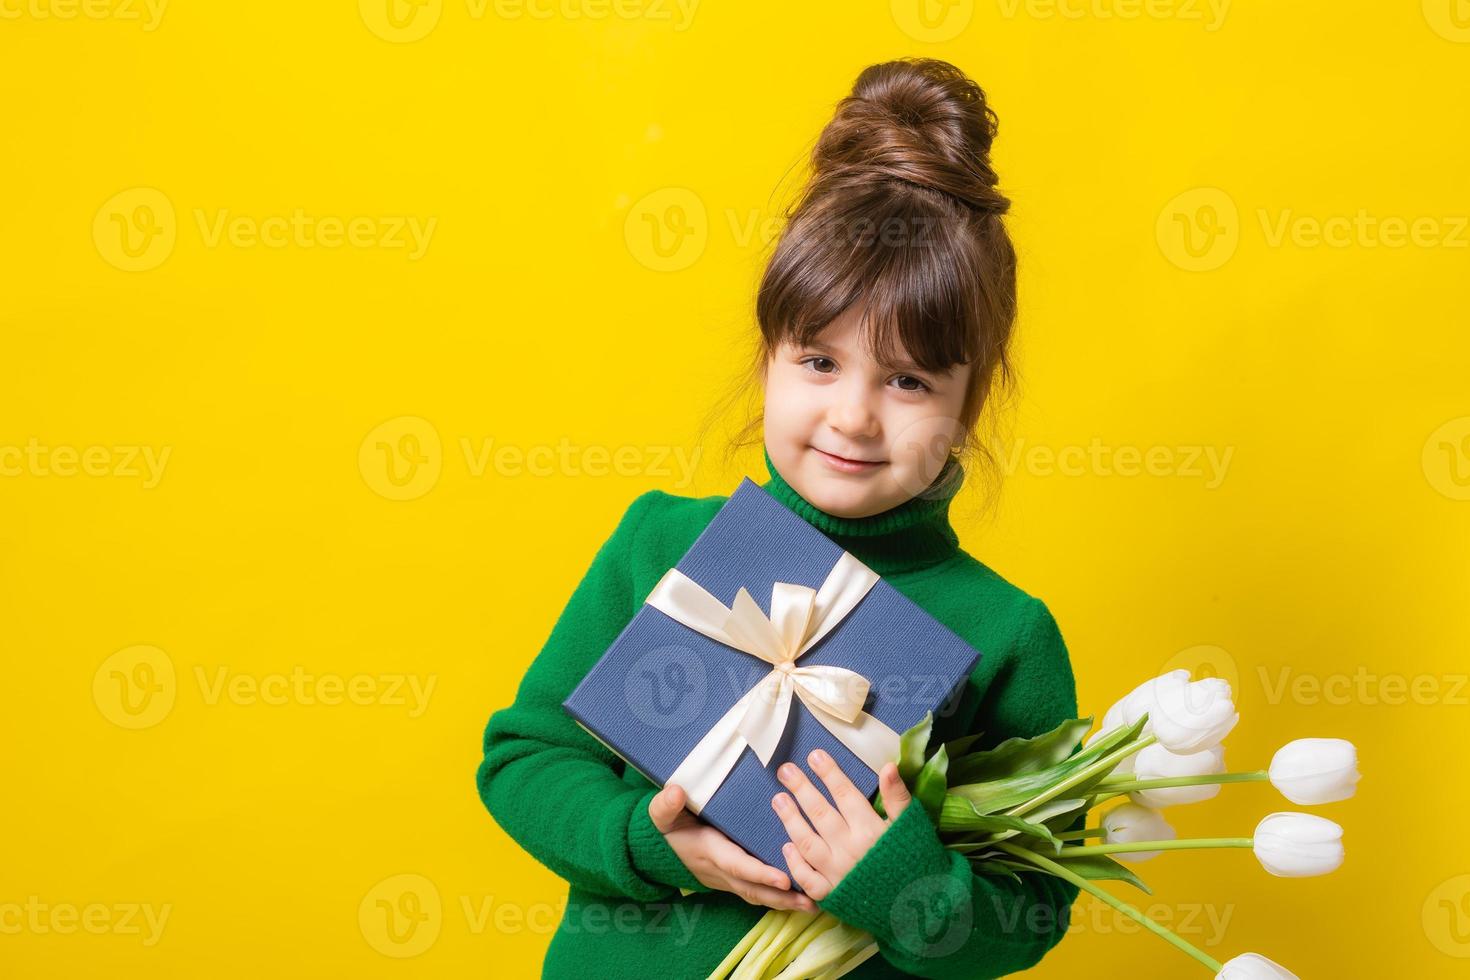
xmin=763 ymin=304 xmax=974 ymax=519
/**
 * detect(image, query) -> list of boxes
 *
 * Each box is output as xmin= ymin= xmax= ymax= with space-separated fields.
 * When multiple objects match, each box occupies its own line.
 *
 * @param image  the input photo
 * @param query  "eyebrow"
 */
xmin=803 ymin=339 xmax=929 ymax=375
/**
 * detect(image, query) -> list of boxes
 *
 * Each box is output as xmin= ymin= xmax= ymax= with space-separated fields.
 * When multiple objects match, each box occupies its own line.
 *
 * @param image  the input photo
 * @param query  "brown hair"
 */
xmin=700 ymin=57 xmax=1020 ymax=498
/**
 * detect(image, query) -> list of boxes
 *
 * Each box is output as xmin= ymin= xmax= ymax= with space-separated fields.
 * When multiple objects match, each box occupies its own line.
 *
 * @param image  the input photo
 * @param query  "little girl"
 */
xmin=478 ymin=57 xmax=1081 ymax=979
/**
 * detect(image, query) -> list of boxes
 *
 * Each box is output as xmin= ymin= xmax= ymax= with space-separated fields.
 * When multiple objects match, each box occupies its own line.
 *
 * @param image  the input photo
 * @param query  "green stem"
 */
xmin=816 ymin=941 xmax=880 ymax=979
xmin=1006 ymin=733 xmax=1158 ymax=819
xmin=1054 ymin=826 xmax=1108 ymax=841
xmin=994 ymin=840 xmax=1223 ymax=973
xmin=739 ymin=909 xmax=817 ymax=980
xmin=772 ymin=922 xmax=871 ymax=980
xmin=707 ymin=909 xmax=781 ymax=980
xmin=1098 ymin=770 xmax=1267 ymax=793
xmin=764 ymin=912 xmax=839 ymax=978
xmin=1058 ymin=837 xmax=1252 ymax=857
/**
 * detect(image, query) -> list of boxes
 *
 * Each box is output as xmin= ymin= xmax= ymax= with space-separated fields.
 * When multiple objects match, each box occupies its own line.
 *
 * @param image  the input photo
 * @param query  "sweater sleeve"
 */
xmin=476 ymin=490 xmax=713 ymax=901
xmin=814 ymin=598 xmax=1082 ymax=979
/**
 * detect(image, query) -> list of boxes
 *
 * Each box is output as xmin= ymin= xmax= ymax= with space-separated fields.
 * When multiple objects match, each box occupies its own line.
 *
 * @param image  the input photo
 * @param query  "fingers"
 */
xmin=877 ymin=762 xmax=912 ymax=820
xmin=648 ymin=783 xmax=686 ymax=833
xmin=707 ymin=835 xmax=792 ymax=891
xmin=776 ymin=758 xmax=849 ymax=842
xmin=772 ymin=787 xmax=836 ymax=873
xmin=782 ymin=841 xmax=833 ymax=902
xmin=732 ymin=880 xmax=817 ymax=913
xmin=806 ymin=749 xmax=883 ymax=831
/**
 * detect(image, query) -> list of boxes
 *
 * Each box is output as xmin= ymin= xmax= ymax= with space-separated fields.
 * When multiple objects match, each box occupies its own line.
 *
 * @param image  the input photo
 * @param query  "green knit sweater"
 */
xmin=477 ymin=451 xmax=1082 ymax=978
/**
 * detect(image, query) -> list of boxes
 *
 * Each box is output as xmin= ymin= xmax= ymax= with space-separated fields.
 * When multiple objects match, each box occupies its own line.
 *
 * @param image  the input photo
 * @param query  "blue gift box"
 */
xmin=563 ymin=478 xmax=981 ymax=889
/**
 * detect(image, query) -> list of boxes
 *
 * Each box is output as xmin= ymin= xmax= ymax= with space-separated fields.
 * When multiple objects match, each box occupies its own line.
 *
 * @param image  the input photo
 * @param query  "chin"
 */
xmin=801 ymin=474 xmax=891 ymax=519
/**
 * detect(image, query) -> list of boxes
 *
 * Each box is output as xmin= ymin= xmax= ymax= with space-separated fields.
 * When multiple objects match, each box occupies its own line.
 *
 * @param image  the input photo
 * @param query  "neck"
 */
xmin=758 ymin=447 xmax=964 ymax=575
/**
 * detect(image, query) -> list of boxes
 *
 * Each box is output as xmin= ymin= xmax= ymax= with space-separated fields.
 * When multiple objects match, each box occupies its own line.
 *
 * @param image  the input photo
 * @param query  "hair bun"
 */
xmin=811 ymin=58 xmax=1008 ymax=216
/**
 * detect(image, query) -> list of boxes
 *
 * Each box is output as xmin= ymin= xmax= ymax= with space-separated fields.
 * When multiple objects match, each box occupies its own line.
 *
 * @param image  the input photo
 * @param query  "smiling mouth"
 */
xmin=813 ymin=447 xmax=886 ymax=469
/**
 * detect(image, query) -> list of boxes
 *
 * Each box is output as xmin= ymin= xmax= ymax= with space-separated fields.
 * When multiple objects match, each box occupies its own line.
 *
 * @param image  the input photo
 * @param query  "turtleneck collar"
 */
xmin=758 ymin=447 xmax=964 ymax=576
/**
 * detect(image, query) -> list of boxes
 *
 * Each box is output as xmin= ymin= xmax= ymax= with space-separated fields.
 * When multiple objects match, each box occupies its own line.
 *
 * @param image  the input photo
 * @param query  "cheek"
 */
xmin=888 ymin=410 xmax=965 ymax=486
xmin=764 ymin=371 xmax=822 ymax=429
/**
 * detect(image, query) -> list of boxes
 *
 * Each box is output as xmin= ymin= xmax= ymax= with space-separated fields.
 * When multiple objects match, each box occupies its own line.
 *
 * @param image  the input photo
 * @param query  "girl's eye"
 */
xmin=892 ymin=375 xmax=931 ymax=393
xmin=801 ymin=356 xmax=837 ymax=375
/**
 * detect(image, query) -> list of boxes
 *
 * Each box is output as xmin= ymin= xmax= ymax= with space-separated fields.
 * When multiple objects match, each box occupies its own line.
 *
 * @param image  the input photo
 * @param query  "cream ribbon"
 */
xmin=643 ymin=551 xmax=902 ymax=815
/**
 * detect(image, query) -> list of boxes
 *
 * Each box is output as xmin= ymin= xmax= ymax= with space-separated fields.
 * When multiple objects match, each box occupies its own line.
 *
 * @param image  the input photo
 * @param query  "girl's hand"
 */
xmin=648 ymin=784 xmax=818 ymax=913
xmin=771 ymin=753 xmax=913 ymax=901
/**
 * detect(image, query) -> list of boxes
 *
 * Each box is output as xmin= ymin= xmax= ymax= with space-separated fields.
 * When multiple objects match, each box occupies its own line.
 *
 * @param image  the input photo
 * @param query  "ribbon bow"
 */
xmin=644 ymin=551 xmax=901 ymax=814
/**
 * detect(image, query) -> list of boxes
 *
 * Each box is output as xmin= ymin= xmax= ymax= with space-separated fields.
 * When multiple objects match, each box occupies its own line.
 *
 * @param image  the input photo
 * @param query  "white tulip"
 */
xmin=1269 ymin=737 xmax=1360 ymax=805
xmin=1216 ymin=952 xmax=1299 ymax=978
xmin=1088 ymin=669 xmax=1237 ymax=759
xmin=1086 ymin=670 xmax=1191 ymax=772
xmin=1128 ymin=743 xmax=1226 ymax=808
xmin=1117 ymin=669 xmax=1192 ymax=727
xmin=1252 ymin=812 xmax=1344 ymax=877
xmin=1101 ymin=802 xmax=1175 ymax=862
xmin=1144 ymin=671 xmax=1239 ymax=753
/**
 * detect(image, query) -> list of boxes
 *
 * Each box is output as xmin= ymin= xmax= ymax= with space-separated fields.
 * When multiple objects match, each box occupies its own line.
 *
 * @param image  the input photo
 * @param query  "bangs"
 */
xmin=757 ymin=181 xmax=993 ymax=376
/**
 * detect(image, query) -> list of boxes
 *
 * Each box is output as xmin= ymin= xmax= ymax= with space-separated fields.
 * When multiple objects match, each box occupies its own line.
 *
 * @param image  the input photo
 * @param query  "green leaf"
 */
xmin=914 ymin=744 xmax=949 ymax=823
xmin=998 ymin=849 xmax=1152 ymax=895
xmin=942 ymin=731 xmax=987 ymax=759
xmin=938 ymin=796 xmax=1063 ymax=852
xmin=1052 ymin=852 xmax=1153 ymax=895
xmin=1067 ymin=713 xmax=1150 ymax=771
xmin=947 ymin=767 xmax=1078 ymax=815
xmin=948 ymin=714 xmax=1151 ymax=815
xmin=947 ymin=716 xmax=1094 ymax=784
xmin=967 ymin=859 xmax=1022 ymax=884
xmin=897 ymin=711 xmax=933 ymax=785
xmin=942 ymin=796 xmax=1084 ymax=856
xmin=1028 ymin=797 xmax=1088 ymax=831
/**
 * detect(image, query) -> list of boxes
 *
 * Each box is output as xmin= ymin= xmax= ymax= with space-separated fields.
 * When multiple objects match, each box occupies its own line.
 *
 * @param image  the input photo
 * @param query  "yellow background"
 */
xmin=3 ymin=1 xmax=1468 ymax=976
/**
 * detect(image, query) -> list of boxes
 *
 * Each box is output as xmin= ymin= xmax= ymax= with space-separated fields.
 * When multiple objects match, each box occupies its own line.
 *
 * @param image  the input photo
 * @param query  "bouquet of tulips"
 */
xmin=704 ymin=669 xmax=1360 ymax=979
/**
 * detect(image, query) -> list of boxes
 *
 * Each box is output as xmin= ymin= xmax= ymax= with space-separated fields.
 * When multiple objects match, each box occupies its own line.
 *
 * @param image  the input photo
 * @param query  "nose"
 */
xmin=825 ymin=381 xmax=881 ymax=441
